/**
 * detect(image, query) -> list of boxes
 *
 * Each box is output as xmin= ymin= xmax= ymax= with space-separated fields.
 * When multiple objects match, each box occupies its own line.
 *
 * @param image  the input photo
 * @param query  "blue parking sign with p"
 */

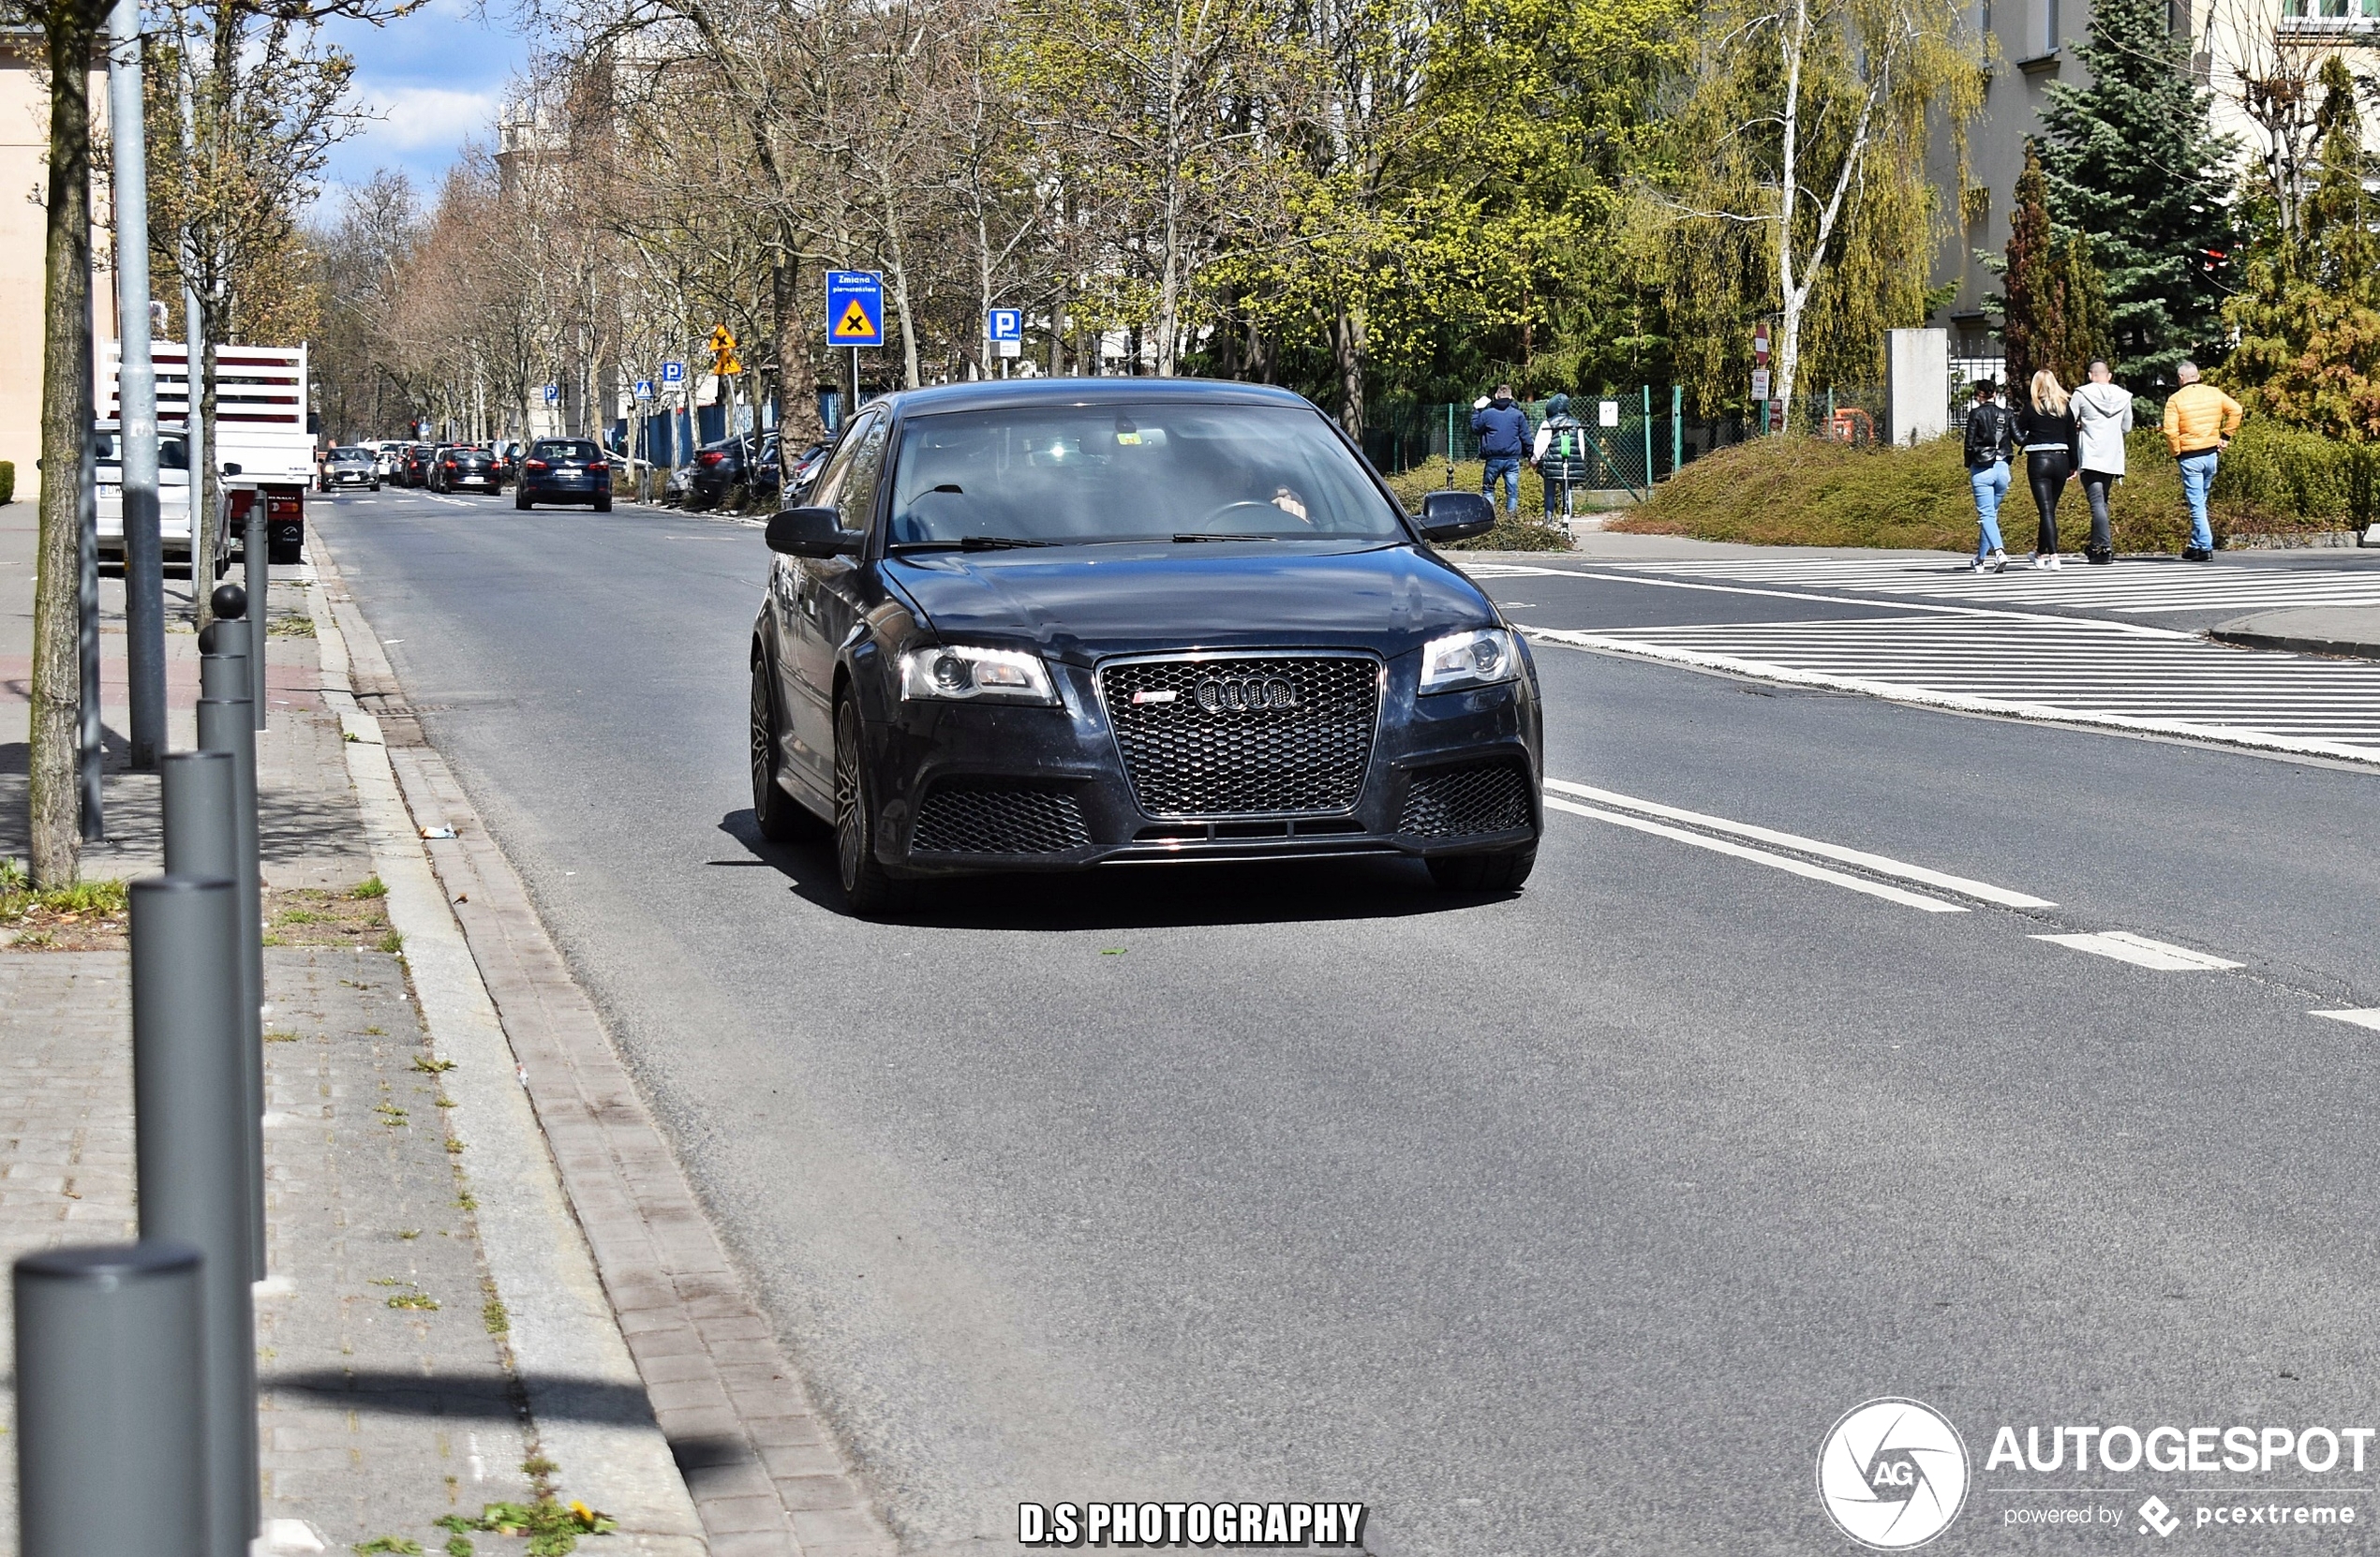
xmin=542 ymin=384 xmax=560 ymax=404
xmin=989 ymin=309 xmax=1022 ymax=342
xmin=827 ymin=271 xmax=885 ymax=348
xmin=661 ymin=361 xmax=685 ymax=384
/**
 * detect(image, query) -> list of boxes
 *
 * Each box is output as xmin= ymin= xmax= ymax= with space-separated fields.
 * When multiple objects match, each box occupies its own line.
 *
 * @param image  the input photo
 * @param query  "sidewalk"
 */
xmin=2211 ymin=604 xmax=2380 ymax=661
xmin=0 ymin=505 xmax=705 ymax=1552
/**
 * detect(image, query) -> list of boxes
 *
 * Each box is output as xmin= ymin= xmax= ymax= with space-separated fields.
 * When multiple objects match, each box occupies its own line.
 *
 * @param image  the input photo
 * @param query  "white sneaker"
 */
xmin=1989 ymin=550 xmax=2010 ymax=573
xmin=1972 ymin=558 xmax=1988 ymax=573
xmin=2046 ymin=554 xmax=2062 ymax=570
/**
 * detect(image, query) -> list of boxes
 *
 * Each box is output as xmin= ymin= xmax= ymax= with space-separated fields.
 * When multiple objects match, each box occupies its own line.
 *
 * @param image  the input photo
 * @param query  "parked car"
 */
xmin=320 ymin=445 xmax=379 ymax=492
xmin=784 ymin=439 xmax=832 ymax=504
xmin=747 ymin=378 xmax=1540 ymax=915
xmin=436 ymin=445 xmax=502 ymax=494
xmin=688 ymin=436 xmax=753 ymax=508
xmin=662 ymin=464 xmax=694 ymax=508
xmin=515 ymin=437 xmax=612 ymax=511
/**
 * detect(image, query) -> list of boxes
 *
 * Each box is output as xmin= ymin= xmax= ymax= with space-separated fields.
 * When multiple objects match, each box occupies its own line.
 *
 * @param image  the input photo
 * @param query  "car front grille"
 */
xmin=1100 ymin=655 xmax=1379 ymax=818
xmin=1399 ymin=762 xmax=1533 ymax=838
xmin=911 ymin=786 xmax=1091 ymax=854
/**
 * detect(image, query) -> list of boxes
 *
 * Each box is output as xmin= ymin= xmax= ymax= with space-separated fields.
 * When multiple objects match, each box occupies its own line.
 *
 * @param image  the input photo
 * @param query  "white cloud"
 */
xmin=362 ymin=85 xmax=501 ymax=153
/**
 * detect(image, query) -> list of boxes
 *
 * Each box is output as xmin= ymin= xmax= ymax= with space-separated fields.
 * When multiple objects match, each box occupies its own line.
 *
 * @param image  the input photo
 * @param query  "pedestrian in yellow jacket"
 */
xmin=2162 ymin=363 xmax=2242 ymax=561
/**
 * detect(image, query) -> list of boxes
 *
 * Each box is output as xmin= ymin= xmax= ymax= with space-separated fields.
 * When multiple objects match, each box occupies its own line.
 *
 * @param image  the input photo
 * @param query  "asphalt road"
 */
xmin=317 ymin=487 xmax=2380 ymax=1555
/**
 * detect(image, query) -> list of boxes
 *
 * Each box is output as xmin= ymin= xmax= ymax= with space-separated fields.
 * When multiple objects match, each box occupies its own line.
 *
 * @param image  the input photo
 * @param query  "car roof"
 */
xmin=869 ymin=378 xmax=1323 ymax=419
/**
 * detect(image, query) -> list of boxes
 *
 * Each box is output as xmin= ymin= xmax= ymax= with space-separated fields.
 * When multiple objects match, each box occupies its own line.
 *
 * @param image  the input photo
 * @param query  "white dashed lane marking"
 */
xmin=2030 ymin=931 xmax=2245 ymax=971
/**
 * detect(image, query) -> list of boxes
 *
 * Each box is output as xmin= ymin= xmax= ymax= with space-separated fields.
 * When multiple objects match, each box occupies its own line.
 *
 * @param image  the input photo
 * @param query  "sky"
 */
xmin=316 ymin=0 xmax=527 ymax=216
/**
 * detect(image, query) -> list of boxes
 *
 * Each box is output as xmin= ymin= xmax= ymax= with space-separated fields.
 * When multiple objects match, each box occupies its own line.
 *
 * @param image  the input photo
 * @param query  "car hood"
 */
xmin=883 ymin=540 xmax=1495 ymax=661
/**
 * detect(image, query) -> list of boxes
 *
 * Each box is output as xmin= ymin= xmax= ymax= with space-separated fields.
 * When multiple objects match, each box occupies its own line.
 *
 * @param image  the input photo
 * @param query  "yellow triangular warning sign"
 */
xmin=833 ymin=298 xmax=874 ymax=339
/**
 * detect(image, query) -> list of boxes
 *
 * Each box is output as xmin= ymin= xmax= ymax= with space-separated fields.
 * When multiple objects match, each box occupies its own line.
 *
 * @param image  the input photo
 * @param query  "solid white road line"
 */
xmin=2030 ymin=931 xmax=2244 ymax=971
xmin=2311 ymin=1009 xmax=2380 ymax=1031
xmin=1544 ymin=778 xmax=2057 ymax=909
xmin=1542 ymin=794 xmax=1967 ymax=912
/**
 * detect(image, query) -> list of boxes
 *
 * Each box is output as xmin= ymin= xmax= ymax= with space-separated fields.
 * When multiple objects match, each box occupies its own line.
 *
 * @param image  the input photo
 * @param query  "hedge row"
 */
xmin=1614 ymin=422 xmax=2363 ymax=553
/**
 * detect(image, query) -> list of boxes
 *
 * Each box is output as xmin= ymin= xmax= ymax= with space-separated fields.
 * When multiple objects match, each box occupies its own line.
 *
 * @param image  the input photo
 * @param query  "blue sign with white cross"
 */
xmin=826 ymin=271 xmax=885 ymax=348
xmin=988 ymin=308 xmax=1022 ymax=342
xmin=660 ymin=360 xmax=685 ymax=384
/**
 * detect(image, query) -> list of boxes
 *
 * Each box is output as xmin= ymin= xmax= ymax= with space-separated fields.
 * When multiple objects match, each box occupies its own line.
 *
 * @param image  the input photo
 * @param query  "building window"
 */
xmin=2040 ymin=0 xmax=2060 ymax=52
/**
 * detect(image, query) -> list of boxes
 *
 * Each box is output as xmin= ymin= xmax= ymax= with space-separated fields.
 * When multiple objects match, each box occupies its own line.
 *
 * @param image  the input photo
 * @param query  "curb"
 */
xmin=306 ymin=529 xmax=896 ymax=1557
xmin=2209 ymin=628 xmax=2380 ymax=663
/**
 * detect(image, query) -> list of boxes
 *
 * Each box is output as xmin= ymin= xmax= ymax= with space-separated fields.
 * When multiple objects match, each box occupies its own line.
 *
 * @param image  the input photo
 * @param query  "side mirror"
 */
xmin=221 ymin=462 xmax=242 ymax=476
xmin=765 ymin=505 xmax=859 ymax=557
xmin=1418 ymin=490 xmax=1496 ymax=542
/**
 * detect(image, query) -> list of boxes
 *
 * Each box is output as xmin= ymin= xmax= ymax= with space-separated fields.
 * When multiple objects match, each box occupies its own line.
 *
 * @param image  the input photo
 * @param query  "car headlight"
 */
xmin=897 ymin=645 xmax=1059 ymax=705
xmin=1418 ymin=628 xmax=1522 ymax=694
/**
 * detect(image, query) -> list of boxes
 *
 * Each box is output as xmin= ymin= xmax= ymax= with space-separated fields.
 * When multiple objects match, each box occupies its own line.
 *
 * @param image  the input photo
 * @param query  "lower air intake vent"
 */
xmin=912 ymin=787 xmax=1092 ymax=854
xmin=1399 ymin=763 xmax=1532 ymax=838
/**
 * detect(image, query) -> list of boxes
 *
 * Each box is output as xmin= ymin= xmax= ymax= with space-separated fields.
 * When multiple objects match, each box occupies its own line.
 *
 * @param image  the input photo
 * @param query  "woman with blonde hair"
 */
xmin=2013 ymin=368 xmax=2078 ymax=569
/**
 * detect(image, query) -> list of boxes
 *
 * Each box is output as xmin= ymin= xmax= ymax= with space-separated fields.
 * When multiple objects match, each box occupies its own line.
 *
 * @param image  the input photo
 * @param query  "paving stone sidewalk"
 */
xmin=0 ymin=536 xmax=694 ymax=1551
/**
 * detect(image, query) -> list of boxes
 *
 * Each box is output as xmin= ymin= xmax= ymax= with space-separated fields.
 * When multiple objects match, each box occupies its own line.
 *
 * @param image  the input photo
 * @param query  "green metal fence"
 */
xmin=1364 ymin=388 xmax=1685 ymax=497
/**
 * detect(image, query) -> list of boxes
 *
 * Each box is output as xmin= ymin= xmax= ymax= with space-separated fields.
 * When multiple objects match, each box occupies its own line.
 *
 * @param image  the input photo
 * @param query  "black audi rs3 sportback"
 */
xmin=748 ymin=379 xmax=1544 ymax=915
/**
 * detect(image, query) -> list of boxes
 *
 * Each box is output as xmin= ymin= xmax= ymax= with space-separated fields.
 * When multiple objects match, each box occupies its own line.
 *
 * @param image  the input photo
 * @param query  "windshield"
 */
xmin=533 ymin=440 xmax=598 ymax=461
xmin=331 ymin=446 xmax=370 ymax=461
xmin=886 ymin=403 xmax=1402 ymax=547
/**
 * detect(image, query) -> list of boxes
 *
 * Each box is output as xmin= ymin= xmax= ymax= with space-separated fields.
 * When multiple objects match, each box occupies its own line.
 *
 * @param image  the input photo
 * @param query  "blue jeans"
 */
xmin=2178 ymin=449 xmax=2218 ymax=552
xmin=1482 ymin=456 xmax=1521 ymax=513
xmin=1970 ymin=460 xmax=2009 ymax=559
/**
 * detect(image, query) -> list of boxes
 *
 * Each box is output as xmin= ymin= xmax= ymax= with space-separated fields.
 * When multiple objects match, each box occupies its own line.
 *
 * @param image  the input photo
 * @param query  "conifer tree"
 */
xmin=2038 ymin=0 xmax=2235 ymax=387
xmin=2002 ymin=144 xmax=2057 ymax=392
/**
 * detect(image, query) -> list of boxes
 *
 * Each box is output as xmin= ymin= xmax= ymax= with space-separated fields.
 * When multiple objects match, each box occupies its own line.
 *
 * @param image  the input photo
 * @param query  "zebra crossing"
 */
xmin=1579 ymin=554 xmax=2380 ymax=616
xmin=1519 ymin=615 xmax=2380 ymax=764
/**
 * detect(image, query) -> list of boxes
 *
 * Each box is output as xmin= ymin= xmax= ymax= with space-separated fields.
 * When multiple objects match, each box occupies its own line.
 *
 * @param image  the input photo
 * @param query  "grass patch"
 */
xmin=386 ymin=1290 xmax=439 ymax=1311
xmin=483 ymin=1296 xmax=510 ymax=1335
xmin=437 ymin=1500 xmax=615 ymax=1557
xmin=268 ymin=614 xmax=317 ymax=637
xmin=0 ymin=874 xmax=129 ymax=950
xmin=350 ymin=875 xmax=388 ymax=899
xmin=375 ymin=1104 xmax=409 ymax=1128
xmin=377 ymin=929 xmax=405 ymax=955
xmin=264 ymin=1029 xmax=305 ymax=1043
xmin=411 ymin=1055 xmax=454 ymax=1074
xmin=1617 ymin=423 xmax=2358 ymax=554
xmin=353 ymin=1538 xmax=423 ymax=1556
xmin=262 ymin=885 xmax=392 ymax=949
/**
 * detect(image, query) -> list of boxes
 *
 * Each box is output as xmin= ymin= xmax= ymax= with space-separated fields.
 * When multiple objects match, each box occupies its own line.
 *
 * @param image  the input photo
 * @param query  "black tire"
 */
xmin=834 ymin=698 xmax=915 ymax=916
xmin=750 ymin=655 xmax=820 ymax=842
xmin=515 ymin=490 xmax=531 ymax=510
xmin=1426 ymin=845 xmax=1537 ymax=894
xmin=594 ymin=495 xmax=612 ymax=512
xmin=370 ymin=482 xmax=379 ymax=492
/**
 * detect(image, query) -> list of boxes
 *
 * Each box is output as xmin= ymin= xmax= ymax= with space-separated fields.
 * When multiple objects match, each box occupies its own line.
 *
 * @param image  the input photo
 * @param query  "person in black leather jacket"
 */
xmin=2012 ymin=369 xmax=2079 ymax=569
xmin=1963 ymin=379 xmax=2013 ymax=573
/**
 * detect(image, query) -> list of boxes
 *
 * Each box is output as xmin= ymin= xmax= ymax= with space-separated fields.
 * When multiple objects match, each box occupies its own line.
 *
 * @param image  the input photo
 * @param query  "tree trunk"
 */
xmin=1332 ymin=303 xmax=1366 ymax=440
xmin=32 ymin=2 xmax=105 ymax=886
xmin=770 ymin=249 xmax=823 ymax=451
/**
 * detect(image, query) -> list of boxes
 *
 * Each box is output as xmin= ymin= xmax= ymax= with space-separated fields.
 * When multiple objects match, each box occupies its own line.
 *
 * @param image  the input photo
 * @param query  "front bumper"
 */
xmin=866 ymin=655 xmax=1541 ymax=876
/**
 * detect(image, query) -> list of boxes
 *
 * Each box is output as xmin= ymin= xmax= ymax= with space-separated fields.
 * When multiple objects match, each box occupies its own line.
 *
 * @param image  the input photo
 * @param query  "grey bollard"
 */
xmin=132 ymin=875 xmax=260 ymax=1555
xmin=163 ymin=747 xmax=263 ymax=1283
xmin=193 ymin=698 xmax=263 ymax=1282
xmin=15 ymin=1240 xmax=207 ymax=1556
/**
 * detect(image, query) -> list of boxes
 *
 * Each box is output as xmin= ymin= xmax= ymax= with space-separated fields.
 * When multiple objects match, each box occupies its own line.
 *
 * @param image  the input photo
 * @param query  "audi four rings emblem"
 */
xmin=1193 ymin=676 xmax=1297 ymax=713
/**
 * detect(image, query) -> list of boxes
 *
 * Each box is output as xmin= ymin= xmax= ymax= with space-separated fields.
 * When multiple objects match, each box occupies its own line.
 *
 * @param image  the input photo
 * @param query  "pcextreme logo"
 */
xmin=1819 ymin=1398 xmax=1972 ymax=1550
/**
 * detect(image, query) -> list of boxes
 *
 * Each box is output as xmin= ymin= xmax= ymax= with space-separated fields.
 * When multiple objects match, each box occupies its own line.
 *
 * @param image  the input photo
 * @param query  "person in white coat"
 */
xmin=2069 ymin=360 xmax=2134 ymax=565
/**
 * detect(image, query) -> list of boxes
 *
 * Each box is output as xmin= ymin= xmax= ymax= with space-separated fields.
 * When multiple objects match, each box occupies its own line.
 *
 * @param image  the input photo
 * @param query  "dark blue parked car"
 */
xmin=747 ymin=378 xmax=1542 ymax=914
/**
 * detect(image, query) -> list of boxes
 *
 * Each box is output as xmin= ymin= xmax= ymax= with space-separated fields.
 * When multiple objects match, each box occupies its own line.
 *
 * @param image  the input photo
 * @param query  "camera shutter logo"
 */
xmin=1817 ymin=1398 xmax=1970 ymax=1550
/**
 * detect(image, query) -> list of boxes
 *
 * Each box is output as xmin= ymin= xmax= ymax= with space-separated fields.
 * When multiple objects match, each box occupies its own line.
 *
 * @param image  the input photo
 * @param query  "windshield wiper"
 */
xmin=886 ymin=535 xmax=1061 ymax=553
xmin=1170 ymin=532 xmax=1272 ymax=543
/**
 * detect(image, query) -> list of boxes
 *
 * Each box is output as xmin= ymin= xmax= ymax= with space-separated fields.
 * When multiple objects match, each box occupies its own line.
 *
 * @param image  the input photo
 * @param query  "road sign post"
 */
xmin=988 ymin=308 xmax=1022 ymax=376
xmin=828 ymin=271 xmax=885 ymax=409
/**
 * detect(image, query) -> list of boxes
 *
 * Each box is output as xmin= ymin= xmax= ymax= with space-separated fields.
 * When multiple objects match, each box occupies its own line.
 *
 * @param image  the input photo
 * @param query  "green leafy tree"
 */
xmin=2224 ymin=55 xmax=2380 ymax=438
xmin=2037 ymin=0 xmax=2235 ymax=387
xmin=1645 ymin=0 xmax=1983 ymax=425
